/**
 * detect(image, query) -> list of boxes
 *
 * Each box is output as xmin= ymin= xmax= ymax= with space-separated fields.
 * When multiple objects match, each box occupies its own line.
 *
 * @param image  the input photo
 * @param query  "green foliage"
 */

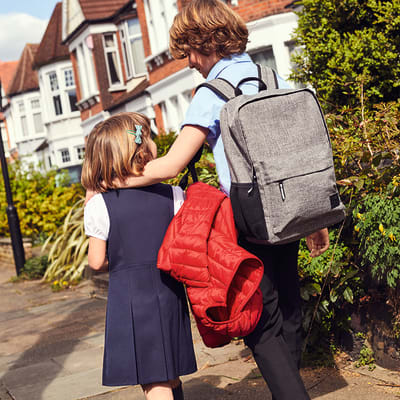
xmin=292 ymin=0 xmax=400 ymax=109
xmin=328 ymin=100 xmax=400 ymax=206
xmin=355 ymin=344 xmax=376 ymax=370
xmin=298 ymin=229 xmax=361 ymax=346
xmin=42 ymin=198 xmax=88 ymax=285
xmin=0 ymin=161 xmax=84 ymax=243
xmin=353 ymin=194 xmax=400 ymax=288
xmin=12 ymin=255 xmax=49 ymax=280
xmin=154 ymin=131 xmax=219 ymax=188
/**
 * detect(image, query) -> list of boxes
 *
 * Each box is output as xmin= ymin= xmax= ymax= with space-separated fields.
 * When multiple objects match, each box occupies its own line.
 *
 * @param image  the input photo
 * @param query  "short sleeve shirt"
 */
xmin=84 ymin=186 xmax=185 ymax=240
xmin=182 ymin=52 xmax=291 ymax=195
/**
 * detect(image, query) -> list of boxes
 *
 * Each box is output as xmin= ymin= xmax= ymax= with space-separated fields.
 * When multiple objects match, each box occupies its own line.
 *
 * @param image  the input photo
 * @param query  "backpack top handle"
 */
xmin=234 ymin=77 xmax=267 ymax=96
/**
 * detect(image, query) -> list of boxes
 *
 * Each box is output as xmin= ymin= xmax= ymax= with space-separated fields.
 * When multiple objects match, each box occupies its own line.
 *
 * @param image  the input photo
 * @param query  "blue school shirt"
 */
xmin=182 ymin=52 xmax=291 ymax=195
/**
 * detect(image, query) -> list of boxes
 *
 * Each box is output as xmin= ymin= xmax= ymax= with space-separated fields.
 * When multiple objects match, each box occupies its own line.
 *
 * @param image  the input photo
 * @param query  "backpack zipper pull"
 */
xmin=279 ymin=181 xmax=286 ymax=201
xmin=248 ymin=167 xmax=257 ymax=195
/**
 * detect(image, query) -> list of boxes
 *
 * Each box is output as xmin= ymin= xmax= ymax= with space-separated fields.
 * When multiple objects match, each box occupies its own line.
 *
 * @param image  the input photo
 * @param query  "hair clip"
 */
xmin=127 ymin=125 xmax=143 ymax=144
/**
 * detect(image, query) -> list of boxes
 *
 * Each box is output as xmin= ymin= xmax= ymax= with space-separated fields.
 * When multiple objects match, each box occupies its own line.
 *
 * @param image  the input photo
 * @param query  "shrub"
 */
xmin=298 ymin=228 xmax=360 ymax=349
xmin=353 ymin=194 xmax=400 ymax=289
xmin=42 ymin=197 xmax=88 ymax=285
xmin=17 ymin=255 xmax=49 ymax=280
xmin=0 ymin=161 xmax=84 ymax=243
xmin=291 ymin=0 xmax=400 ymax=110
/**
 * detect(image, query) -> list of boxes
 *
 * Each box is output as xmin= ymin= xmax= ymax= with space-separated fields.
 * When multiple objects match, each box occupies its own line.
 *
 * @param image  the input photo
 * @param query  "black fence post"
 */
xmin=0 ymin=80 xmax=25 ymax=275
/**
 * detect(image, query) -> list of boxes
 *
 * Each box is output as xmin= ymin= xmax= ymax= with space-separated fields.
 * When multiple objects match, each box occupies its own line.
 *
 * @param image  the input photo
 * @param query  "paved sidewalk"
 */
xmin=1 ymin=264 xmax=400 ymax=400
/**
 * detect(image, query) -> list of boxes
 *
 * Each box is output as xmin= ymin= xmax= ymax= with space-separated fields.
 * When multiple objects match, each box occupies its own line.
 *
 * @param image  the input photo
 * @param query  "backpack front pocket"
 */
xmin=260 ymin=166 xmax=344 ymax=243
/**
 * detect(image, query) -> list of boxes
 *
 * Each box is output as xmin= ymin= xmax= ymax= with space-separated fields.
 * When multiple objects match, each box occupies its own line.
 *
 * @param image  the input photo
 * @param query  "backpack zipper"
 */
xmin=248 ymin=167 xmax=257 ymax=195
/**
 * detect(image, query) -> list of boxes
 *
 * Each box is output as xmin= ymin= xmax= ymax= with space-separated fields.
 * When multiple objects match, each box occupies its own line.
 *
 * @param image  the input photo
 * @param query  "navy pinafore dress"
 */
xmin=101 ymin=184 xmax=197 ymax=386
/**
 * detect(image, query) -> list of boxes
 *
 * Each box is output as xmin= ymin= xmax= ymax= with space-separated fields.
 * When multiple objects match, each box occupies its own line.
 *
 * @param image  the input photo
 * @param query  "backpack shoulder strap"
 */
xmin=195 ymin=78 xmax=236 ymax=102
xmin=257 ymin=65 xmax=279 ymax=90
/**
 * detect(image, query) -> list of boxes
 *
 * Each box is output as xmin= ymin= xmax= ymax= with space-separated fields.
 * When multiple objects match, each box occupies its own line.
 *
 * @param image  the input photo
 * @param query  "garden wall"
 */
xmin=0 ymin=238 xmax=32 ymax=266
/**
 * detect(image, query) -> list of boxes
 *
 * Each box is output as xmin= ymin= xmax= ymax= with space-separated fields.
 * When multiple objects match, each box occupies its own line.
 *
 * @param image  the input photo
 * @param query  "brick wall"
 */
xmin=0 ymin=238 xmax=32 ymax=267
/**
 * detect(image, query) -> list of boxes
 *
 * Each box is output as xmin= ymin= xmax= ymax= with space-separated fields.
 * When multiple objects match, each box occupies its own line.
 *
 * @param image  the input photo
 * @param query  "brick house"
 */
xmin=33 ymin=2 xmax=85 ymax=182
xmin=61 ymin=0 xmax=300 ymax=137
xmin=61 ymin=0 xmax=154 ymax=137
xmin=4 ymin=44 xmax=45 ymax=167
xmin=0 ymin=60 xmax=18 ymax=159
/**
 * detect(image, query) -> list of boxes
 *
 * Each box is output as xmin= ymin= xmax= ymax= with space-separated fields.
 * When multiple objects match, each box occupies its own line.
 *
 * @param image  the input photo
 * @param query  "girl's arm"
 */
xmin=88 ymin=237 xmax=107 ymax=270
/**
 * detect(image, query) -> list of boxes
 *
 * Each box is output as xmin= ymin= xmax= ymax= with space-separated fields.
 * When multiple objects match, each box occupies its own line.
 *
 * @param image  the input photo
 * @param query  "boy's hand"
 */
xmin=306 ymin=228 xmax=329 ymax=258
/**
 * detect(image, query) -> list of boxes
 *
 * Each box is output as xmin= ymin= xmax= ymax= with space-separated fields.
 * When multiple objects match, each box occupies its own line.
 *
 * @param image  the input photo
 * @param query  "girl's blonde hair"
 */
xmin=81 ymin=112 xmax=154 ymax=192
xmin=169 ymin=0 xmax=248 ymax=59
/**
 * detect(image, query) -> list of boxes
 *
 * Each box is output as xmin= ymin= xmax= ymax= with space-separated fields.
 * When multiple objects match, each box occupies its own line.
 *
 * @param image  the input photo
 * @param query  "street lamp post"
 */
xmin=0 ymin=81 xmax=25 ymax=275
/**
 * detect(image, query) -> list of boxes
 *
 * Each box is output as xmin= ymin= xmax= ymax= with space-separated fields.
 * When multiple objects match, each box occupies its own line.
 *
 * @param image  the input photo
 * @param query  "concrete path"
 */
xmin=1 ymin=264 xmax=399 ymax=400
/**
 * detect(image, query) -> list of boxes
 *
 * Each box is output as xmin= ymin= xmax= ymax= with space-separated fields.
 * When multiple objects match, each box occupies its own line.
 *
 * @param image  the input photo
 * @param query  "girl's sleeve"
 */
xmin=84 ymin=194 xmax=110 ymax=241
xmin=171 ymin=186 xmax=185 ymax=215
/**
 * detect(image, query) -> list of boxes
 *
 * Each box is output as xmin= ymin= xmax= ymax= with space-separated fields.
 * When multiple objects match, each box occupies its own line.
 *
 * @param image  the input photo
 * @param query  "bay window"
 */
xmin=103 ymin=33 xmax=123 ymax=87
xmin=119 ymin=18 xmax=146 ymax=78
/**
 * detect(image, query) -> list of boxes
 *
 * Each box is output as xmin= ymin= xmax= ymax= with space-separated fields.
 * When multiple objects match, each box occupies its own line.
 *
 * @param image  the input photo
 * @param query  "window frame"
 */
xmin=60 ymin=148 xmax=71 ymax=163
xmin=103 ymin=32 xmax=124 ymax=88
xmin=119 ymin=18 xmax=147 ymax=79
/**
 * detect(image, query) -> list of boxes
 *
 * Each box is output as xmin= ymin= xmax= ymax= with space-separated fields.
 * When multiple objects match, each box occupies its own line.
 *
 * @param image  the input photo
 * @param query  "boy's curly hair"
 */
xmin=169 ymin=0 xmax=248 ymax=59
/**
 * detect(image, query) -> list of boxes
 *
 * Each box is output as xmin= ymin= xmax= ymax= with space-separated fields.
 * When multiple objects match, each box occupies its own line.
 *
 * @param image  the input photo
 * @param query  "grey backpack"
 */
xmin=196 ymin=65 xmax=346 ymax=244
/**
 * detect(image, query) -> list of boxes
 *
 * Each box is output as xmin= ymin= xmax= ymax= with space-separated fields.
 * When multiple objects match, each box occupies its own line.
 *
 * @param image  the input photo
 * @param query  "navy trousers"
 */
xmin=242 ymin=239 xmax=310 ymax=400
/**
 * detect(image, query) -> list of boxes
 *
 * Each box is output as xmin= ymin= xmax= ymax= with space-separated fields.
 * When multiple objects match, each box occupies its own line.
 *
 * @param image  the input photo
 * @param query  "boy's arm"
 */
xmin=88 ymin=237 xmax=108 ymax=271
xmin=85 ymin=125 xmax=207 ymax=204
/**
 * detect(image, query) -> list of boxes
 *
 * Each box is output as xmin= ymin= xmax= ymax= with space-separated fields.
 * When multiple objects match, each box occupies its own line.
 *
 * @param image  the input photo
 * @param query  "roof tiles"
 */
xmin=0 ymin=61 xmax=18 ymax=94
xmin=79 ymin=0 xmax=131 ymax=21
xmin=7 ymin=44 xmax=39 ymax=97
xmin=34 ymin=3 xmax=70 ymax=69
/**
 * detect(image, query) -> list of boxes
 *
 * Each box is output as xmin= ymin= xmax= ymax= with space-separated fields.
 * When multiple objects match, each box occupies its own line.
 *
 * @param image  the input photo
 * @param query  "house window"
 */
xmin=76 ymin=38 xmax=98 ymax=100
xmin=60 ymin=148 xmax=71 ymax=163
xmin=31 ymin=99 xmax=40 ymax=109
xmin=249 ymin=47 xmax=277 ymax=71
xmin=18 ymin=101 xmax=25 ymax=113
xmin=20 ymin=115 xmax=28 ymax=137
xmin=286 ymin=41 xmax=306 ymax=89
xmin=119 ymin=18 xmax=146 ymax=78
xmin=63 ymin=68 xmax=78 ymax=112
xmin=76 ymin=146 xmax=85 ymax=160
xmin=48 ymin=71 xmax=63 ymax=116
xmin=144 ymin=0 xmax=177 ymax=55
xmin=33 ymin=113 xmax=44 ymax=133
xmin=103 ymin=33 xmax=123 ymax=86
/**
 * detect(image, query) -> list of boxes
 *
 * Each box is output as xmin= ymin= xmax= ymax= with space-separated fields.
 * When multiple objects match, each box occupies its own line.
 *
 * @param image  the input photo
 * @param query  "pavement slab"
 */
xmin=1 ymin=263 xmax=400 ymax=400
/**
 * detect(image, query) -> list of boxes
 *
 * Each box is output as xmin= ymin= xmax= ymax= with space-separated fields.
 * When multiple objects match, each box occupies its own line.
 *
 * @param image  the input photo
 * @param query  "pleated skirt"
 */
xmin=102 ymin=262 xmax=197 ymax=386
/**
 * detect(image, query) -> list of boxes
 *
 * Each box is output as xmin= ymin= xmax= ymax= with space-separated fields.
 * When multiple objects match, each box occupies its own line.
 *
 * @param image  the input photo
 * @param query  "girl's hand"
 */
xmin=306 ymin=228 xmax=329 ymax=258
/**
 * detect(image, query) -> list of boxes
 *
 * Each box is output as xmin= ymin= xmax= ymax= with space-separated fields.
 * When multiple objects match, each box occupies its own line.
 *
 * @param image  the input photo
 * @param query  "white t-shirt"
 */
xmin=84 ymin=186 xmax=185 ymax=241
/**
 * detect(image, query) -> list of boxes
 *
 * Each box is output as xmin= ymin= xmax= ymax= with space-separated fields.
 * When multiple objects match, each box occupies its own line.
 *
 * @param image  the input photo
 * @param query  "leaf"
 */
xmin=343 ymin=287 xmax=354 ymax=304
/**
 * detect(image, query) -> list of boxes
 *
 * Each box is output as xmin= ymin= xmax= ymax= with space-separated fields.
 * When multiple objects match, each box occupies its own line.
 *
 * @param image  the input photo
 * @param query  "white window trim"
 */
xmin=119 ymin=19 xmax=147 ymax=80
xmin=103 ymin=32 xmax=124 ymax=89
xmin=143 ymin=0 xmax=177 ymax=56
xmin=75 ymin=37 xmax=99 ymax=101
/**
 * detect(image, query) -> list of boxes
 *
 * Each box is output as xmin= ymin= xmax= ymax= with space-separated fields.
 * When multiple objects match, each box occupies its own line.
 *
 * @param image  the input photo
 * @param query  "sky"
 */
xmin=0 ymin=0 xmax=60 ymax=61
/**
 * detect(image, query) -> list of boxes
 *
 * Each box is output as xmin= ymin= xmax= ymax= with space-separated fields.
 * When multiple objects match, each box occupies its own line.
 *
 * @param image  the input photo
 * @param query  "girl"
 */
xmin=81 ymin=112 xmax=197 ymax=400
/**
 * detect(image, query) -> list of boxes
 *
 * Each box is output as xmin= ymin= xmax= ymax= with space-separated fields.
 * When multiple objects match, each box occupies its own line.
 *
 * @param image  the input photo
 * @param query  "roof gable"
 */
xmin=63 ymin=0 xmax=85 ymax=41
xmin=34 ymin=3 xmax=70 ymax=69
xmin=63 ymin=0 xmax=132 ymax=42
xmin=7 ymin=44 xmax=40 ymax=97
xmin=0 ymin=61 xmax=18 ymax=95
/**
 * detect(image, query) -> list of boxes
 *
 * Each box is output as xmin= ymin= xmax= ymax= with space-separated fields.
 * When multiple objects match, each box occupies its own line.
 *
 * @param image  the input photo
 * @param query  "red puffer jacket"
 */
xmin=157 ymin=182 xmax=264 ymax=348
